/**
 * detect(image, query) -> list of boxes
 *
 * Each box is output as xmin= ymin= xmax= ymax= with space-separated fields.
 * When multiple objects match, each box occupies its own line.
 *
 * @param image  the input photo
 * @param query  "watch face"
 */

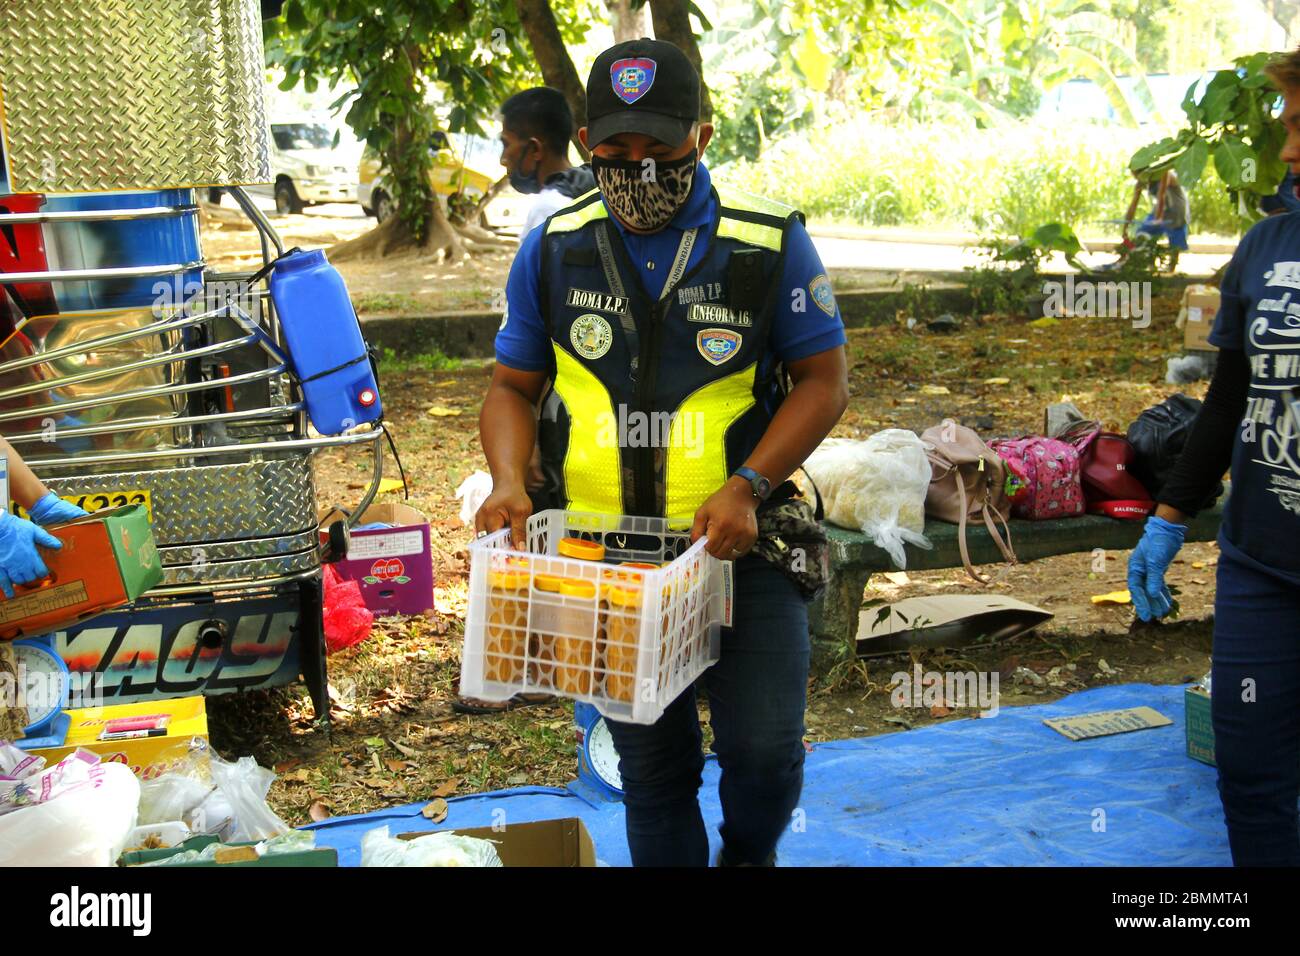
xmin=754 ymin=476 xmax=771 ymax=498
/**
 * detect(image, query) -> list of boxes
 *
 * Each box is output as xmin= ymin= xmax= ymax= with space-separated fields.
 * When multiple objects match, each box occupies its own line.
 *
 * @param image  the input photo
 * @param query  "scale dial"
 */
xmin=13 ymin=640 xmax=69 ymax=731
xmin=584 ymin=714 xmax=623 ymax=793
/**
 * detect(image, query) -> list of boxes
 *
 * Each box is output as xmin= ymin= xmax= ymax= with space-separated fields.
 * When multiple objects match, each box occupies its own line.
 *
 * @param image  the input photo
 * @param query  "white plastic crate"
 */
xmin=460 ymin=510 xmax=731 ymax=725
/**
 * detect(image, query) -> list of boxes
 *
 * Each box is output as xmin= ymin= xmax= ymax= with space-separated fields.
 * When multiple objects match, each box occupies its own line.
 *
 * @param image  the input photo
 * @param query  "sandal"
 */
xmin=452 ymin=693 xmax=555 ymax=715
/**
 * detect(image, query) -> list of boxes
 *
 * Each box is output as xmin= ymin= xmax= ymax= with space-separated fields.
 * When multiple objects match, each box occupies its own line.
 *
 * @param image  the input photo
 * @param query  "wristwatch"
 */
xmin=732 ymin=466 xmax=772 ymax=502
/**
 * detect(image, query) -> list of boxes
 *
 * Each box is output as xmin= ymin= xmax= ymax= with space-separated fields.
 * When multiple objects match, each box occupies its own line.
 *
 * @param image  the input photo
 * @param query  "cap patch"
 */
xmin=611 ymin=57 xmax=656 ymax=104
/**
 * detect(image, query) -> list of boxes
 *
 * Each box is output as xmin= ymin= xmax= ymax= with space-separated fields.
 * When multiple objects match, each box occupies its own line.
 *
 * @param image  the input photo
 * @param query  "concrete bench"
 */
xmin=808 ymin=501 xmax=1225 ymax=663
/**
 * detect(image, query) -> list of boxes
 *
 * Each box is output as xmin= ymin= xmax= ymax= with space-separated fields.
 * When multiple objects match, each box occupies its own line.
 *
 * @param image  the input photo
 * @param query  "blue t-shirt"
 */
xmin=494 ymin=161 xmax=846 ymax=372
xmin=1208 ymin=211 xmax=1300 ymax=584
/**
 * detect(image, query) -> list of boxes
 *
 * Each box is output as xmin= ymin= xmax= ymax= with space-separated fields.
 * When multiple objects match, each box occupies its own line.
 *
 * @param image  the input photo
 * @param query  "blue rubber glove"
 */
xmin=0 ymin=510 xmax=62 ymax=599
xmin=1127 ymin=515 xmax=1187 ymax=622
xmin=27 ymin=492 xmax=88 ymax=527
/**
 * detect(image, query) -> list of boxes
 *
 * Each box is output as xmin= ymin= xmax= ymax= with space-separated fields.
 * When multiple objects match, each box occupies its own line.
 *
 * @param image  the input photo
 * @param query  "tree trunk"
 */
xmin=605 ymin=0 xmax=649 ymax=43
xmin=330 ymin=199 xmax=469 ymax=263
xmin=514 ymin=0 xmax=590 ymax=160
xmin=648 ymin=0 xmax=713 ymax=125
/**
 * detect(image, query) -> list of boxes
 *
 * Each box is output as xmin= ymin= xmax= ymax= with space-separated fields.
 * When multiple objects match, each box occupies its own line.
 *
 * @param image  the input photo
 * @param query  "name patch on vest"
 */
xmin=676 ymin=282 xmax=723 ymax=305
xmin=566 ymin=287 xmax=628 ymax=315
xmin=686 ymin=302 xmax=752 ymax=327
xmin=697 ymin=328 xmax=743 ymax=366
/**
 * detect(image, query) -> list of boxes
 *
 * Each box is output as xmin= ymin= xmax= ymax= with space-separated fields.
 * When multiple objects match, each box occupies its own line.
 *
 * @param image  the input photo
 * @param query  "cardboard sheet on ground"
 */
xmin=856 ymin=595 xmax=1052 ymax=657
xmin=303 ymin=684 xmax=1261 ymax=866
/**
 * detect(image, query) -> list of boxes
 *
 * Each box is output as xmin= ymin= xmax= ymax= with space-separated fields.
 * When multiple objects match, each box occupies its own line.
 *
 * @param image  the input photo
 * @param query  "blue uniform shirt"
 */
xmin=1208 ymin=211 xmax=1300 ymax=584
xmin=495 ymin=161 xmax=846 ymax=371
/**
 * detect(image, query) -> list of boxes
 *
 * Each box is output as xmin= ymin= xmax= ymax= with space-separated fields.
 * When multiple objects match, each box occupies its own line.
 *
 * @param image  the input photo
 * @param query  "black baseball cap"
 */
xmin=585 ymin=38 xmax=700 ymax=148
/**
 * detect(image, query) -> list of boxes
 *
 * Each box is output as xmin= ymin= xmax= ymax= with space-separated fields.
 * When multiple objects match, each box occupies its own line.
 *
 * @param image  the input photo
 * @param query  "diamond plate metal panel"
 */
xmin=0 ymin=0 xmax=270 ymax=193
xmin=158 ymin=547 xmax=318 ymax=587
xmin=158 ymin=530 xmax=319 ymax=565
xmin=43 ymin=454 xmax=316 ymax=545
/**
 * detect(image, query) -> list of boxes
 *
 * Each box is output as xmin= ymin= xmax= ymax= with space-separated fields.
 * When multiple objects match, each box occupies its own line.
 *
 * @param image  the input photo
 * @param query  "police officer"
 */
xmin=476 ymin=39 xmax=848 ymax=866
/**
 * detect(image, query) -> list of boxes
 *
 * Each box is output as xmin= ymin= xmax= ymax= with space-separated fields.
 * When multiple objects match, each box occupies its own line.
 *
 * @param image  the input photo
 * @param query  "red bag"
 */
xmin=323 ymin=563 xmax=374 ymax=654
xmin=1075 ymin=431 xmax=1154 ymax=520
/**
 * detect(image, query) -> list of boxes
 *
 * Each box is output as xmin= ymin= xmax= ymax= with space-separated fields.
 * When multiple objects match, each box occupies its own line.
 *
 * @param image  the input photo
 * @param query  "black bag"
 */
xmin=751 ymin=473 xmax=830 ymax=602
xmin=1126 ymin=393 xmax=1223 ymax=510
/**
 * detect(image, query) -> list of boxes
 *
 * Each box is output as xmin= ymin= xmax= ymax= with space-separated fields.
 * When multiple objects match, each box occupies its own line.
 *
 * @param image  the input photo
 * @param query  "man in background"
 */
xmin=499 ymin=87 xmax=595 ymax=239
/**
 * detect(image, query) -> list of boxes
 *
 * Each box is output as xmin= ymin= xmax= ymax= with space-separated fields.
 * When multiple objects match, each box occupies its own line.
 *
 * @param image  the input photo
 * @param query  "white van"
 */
xmin=236 ymin=116 xmax=362 ymax=213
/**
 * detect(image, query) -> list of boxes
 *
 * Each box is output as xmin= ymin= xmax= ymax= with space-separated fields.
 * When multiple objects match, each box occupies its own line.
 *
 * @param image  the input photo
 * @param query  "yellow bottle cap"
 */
xmin=488 ymin=570 xmax=527 ymax=590
xmin=558 ymin=537 xmax=606 ymax=561
xmin=607 ymin=584 xmax=644 ymax=607
xmin=533 ymin=573 xmax=564 ymax=592
xmin=559 ymin=578 xmax=597 ymax=599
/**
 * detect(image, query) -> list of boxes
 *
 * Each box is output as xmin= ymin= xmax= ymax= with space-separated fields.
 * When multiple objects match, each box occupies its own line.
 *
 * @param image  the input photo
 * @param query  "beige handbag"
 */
xmin=921 ymin=421 xmax=1017 ymax=583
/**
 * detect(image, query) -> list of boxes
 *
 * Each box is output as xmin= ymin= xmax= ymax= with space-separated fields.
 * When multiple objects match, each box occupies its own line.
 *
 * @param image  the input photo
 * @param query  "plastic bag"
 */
xmin=360 ymin=824 xmax=503 ymax=867
xmin=803 ymin=430 xmax=933 ymax=569
xmin=208 ymin=752 xmax=290 ymax=843
xmin=323 ymin=562 xmax=374 ymax=654
xmin=1126 ymin=394 xmax=1223 ymax=509
xmin=0 ymin=758 xmax=139 ymax=866
xmin=455 ymin=470 xmax=493 ymax=527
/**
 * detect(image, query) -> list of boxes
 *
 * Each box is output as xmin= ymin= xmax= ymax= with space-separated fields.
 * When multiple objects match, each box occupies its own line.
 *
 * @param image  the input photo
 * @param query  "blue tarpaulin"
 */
xmin=303 ymin=683 xmax=1238 ymax=866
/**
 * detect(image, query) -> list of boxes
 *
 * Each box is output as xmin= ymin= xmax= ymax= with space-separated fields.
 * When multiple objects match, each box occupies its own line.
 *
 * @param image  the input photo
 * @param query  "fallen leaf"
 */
xmin=1090 ymin=589 xmax=1131 ymax=605
xmin=983 ymin=376 xmax=1011 ymax=385
xmin=1191 ymin=561 xmax=1206 ymax=569
xmin=377 ymin=477 xmax=407 ymax=495
xmin=427 ymin=405 xmax=462 ymax=417
xmin=882 ymin=571 xmax=910 ymax=586
xmin=883 ymin=716 xmax=913 ymax=730
xmin=364 ymin=736 xmax=386 ymax=749
xmin=421 ymin=797 xmax=449 ymax=823
xmin=274 ymin=759 xmax=302 ymax=774
xmin=506 ymin=773 xmax=528 ymax=785
xmin=361 ymin=776 xmax=389 ymax=789
xmin=920 ymin=384 xmax=950 ymax=395
xmin=1029 ymin=317 xmax=1059 ymax=328
xmin=929 ymin=704 xmax=952 ymax=718
xmin=384 ymin=759 xmax=411 ymax=773
xmin=390 ymin=740 xmax=420 ymax=758
xmin=308 ymin=801 xmax=331 ymax=822
xmin=433 ymin=778 xmax=462 ymax=798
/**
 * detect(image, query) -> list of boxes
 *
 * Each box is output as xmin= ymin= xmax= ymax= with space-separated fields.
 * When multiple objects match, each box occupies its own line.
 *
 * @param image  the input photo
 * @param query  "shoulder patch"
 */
xmin=809 ymin=274 xmax=836 ymax=317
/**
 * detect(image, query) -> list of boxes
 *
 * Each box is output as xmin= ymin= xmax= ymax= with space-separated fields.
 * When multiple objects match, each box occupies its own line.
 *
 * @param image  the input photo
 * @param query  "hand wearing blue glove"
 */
xmin=0 ymin=509 xmax=62 ymax=599
xmin=1127 ymin=514 xmax=1187 ymax=622
xmin=27 ymin=492 xmax=88 ymax=527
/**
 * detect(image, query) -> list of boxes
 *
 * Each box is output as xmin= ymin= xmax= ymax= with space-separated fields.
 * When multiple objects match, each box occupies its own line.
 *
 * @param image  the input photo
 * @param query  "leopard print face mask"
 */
xmin=591 ymin=149 xmax=697 ymax=232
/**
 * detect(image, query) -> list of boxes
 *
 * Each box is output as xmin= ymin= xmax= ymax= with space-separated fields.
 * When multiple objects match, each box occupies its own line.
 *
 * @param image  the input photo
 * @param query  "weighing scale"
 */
xmin=11 ymin=635 xmax=72 ymax=750
xmin=569 ymin=701 xmax=623 ymax=804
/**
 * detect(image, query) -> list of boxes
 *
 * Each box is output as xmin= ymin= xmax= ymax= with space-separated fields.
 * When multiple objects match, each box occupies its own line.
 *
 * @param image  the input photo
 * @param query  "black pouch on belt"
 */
xmin=751 ymin=470 xmax=829 ymax=601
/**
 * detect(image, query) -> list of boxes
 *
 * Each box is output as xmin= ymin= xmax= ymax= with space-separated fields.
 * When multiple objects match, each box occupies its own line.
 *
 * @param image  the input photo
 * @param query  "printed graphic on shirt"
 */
xmin=810 ymin=274 xmax=836 ymax=316
xmin=571 ymin=313 xmax=613 ymax=360
xmin=611 ymin=58 xmax=656 ymax=104
xmin=566 ymin=287 xmax=628 ymax=315
xmin=1240 ymin=278 xmax=1300 ymax=516
xmin=686 ymin=303 xmax=752 ymax=327
xmin=696 ymin=328 xmax=742 ymax=365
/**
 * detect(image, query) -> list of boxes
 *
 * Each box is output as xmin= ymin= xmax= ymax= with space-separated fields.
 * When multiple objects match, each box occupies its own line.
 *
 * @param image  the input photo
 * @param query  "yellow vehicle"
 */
xmin=357 ymin=130 xmax=497 ymax=223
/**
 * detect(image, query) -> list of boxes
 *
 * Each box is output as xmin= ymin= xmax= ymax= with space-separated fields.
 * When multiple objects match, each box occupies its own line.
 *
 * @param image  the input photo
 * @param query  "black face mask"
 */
xmin=591 ymin=149 xmax=697 ymax=231
xmin=509 ymin=143 xmax=542 ymax=195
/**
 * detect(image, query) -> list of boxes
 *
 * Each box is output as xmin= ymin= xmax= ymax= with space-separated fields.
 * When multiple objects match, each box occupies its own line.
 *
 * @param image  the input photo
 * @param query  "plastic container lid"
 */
xmin=488 ymin=570 xmax=528 ymax=590
xmin=607 ymin=584 xmax=644 ymax=607
xmin=533 ymin=573 xmax=564 ymax=592
xmin=559 ymin=578 xmax=597 ymax=599
xmin=557 ymin=537 xmax=605 ymax=561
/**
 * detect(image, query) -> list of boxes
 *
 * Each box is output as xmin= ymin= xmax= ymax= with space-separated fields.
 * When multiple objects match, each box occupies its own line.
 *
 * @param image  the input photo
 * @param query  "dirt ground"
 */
xmin=205 ymin=215 xmax=1219 ymax=829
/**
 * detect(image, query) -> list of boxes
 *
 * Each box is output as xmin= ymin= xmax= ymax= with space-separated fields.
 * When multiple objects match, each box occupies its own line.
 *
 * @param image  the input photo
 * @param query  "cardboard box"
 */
xmin=1185 ymin=685 xmax=1216 ymax=766
xmin=0 ymin=505 xmax=162 ymax=641
xmin=320 ymin=503 xmax=434 ymax=617
xmin=398 ymin=817 xmax=596 ymax=867
xmin=31 ymin=695 xmax=208 ymax=779
xmin=1183 ymin=289 xmax=1220 ymax=352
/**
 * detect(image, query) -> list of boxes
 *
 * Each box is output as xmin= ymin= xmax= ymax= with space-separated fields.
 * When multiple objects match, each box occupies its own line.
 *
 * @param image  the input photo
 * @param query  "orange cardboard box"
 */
xmin=0 ymin=505 xmax=162 ymax=641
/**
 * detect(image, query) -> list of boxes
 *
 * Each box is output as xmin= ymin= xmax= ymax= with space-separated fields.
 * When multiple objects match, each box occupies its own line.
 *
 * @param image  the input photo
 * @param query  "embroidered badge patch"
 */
xmin=611 ymin=58 xmax=656 ymax=104
xmin=697 ymin=328 xmax=742 ymax=365
xmin=571 ymin=313 xmax=613 ymax=360
xmin=810 ymin=274 xmax=836 ymax=316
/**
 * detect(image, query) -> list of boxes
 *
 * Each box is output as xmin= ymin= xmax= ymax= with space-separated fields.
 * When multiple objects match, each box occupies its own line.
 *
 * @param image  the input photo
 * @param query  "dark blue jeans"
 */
xmin=1211 ymin=552 xmax=1300 ymax=866
xmin=605 ymin=554 xmax=810 ymax=866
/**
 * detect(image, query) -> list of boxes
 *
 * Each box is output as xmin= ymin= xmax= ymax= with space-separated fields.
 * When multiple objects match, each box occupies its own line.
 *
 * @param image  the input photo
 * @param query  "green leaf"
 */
xmin=362 ymin=575 xmax=380 ymax=584
xmin=1214 ymin=136 xmax=1257 ymax=189
xmin=364 ymin=737 xmax=385 ymax=749
xmin=284 ymin=0 xmax=307 ymax=33
xmin=394 ymin=576 xmax=411 ymax=584
xmin=1173 ymin=137 xmax=1209 ymax=191
xmin=1200 ymin=70 xmax=1241 ymax=124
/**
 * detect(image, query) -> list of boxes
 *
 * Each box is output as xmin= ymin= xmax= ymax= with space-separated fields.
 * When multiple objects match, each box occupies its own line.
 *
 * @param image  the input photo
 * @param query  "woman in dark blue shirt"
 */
xmin=1128 ymin=52 xmax=1300 ymax=867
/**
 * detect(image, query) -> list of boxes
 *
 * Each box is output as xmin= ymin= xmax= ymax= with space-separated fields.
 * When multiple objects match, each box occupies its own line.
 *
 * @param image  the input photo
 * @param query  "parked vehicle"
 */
xmin=221 ymin=115 xmax=362 ymax=213
xmin=358 ymin=131 xmax=497 ymax=223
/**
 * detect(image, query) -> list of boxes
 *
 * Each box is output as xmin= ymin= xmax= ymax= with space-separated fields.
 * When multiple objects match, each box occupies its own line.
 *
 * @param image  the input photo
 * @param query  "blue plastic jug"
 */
xmin=267 ymin=248 xmax=382 ymax=434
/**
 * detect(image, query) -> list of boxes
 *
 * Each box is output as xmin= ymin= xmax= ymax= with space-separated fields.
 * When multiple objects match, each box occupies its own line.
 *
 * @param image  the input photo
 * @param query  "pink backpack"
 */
xmin=987 ymin=436 xmax=1086 ymax=520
